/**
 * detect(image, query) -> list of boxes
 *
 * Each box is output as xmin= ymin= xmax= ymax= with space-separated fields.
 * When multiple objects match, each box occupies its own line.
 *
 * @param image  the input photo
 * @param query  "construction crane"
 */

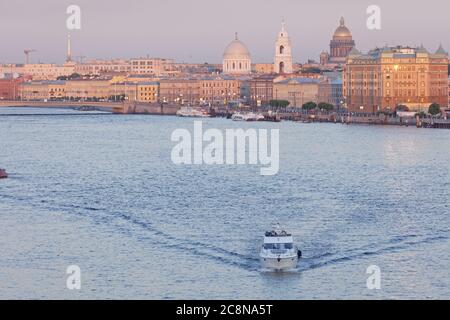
xmin=24 ymin=49 xmax=37 ymax=64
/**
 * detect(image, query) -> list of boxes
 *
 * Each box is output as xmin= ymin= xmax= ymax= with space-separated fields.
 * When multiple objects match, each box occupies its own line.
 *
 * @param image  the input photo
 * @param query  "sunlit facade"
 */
xmin=343 ymin=45 xmax=449 ymax=113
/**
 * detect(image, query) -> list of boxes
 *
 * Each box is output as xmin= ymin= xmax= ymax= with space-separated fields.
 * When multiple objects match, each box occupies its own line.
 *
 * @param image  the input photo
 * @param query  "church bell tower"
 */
xmin=274 ymin=19 xmax=293 ymax=74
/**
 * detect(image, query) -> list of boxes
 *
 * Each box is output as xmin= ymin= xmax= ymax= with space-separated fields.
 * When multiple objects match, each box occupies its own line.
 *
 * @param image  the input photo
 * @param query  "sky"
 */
xmin=0 ymin=0 xmax=449 ymax=64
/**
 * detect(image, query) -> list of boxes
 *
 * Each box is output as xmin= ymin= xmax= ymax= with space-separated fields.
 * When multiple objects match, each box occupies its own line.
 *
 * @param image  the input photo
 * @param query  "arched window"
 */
xmin=279 ymin=61 xmax=285 ymax=74
xmin=280 ymin=45 xmax=285 ymax=54
xmin=239 ymin=62 xmax=242 ymax=69
xmin=232 ymin=62 xmax=235 ymax=70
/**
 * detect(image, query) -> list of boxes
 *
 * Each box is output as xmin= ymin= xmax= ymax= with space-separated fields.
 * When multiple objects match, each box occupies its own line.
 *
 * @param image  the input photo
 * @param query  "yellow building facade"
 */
xmin=344 ymin=46 xmax=449 ymax=113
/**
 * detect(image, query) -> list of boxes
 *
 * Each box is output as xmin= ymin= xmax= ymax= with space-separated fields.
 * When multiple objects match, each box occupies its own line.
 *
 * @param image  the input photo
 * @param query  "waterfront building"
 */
xmin=343 ymin=45 xmax=449 ymax=113
xmin=198 ymin=76 xmax=242 ymax=105
xmin=0 ymin=64 xmax=22 ymax=78
xmin=136 ymin=82 xmax=159 ymax=103
xmin=125 ymin=74 xmax=160 ymax=83
xmin=249 ymin=74 xmax=277 ymax=106
xmin=175 ymin=63 xmax=221 ymax=75
xmin=253 ymin=63 xmax=274 ymax=74
xmin=159 ymin=79 xmax=200 ymax=105
xmin=448 ymin=76 xmax=450 ymax=107
xmin=24 ymin=64 xmax=74 ymax=80
xmin=273 ymin=77 xmax=320 ymax=107
xmin=274 ymin=20 xmax=293 ymax=74
xmin=19 ymin=80 xmax=66 ymax=100
xmin=318 ymin=72 xmax=344 ymax=109
xmin=130 ymin=57 xmax=178 ymax=77
xmin=65 ymin=79 xmax=111 ymax=100
xmin=0 ymin=77 xmax=24 ymax=100
xmin=75 ymin=59 xmax=131 ymax=75
xmin=222 ymin=33 xmax=252 ymax=75
xmin=107 ymin=81 xmax=141 ymax=102
xmin=48 ymin=81 xmax=66 ymax=100
xmin=0 ymin=63 xmax=74 ymax=81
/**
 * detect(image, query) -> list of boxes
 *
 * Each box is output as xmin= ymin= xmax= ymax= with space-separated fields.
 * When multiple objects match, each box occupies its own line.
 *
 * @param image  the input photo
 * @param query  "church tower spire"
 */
xmin=274 ymin=19 xmax=293 ymax=74
xmin=66 ymin=34 xmax=72 ymax=63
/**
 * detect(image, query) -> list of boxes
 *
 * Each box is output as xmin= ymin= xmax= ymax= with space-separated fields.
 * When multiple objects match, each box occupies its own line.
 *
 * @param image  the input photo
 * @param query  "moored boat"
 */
xmin=0 ymin=169 xmax=8 ymax=179
xmin=231 ymin=112 xmax=265 ymax=121
xmin=176 ymin=107 xmax=211 ymax=118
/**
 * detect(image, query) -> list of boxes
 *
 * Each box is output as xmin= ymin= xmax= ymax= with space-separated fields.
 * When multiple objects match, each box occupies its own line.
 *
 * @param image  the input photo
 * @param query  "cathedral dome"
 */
xmin=333 ymin=17 xmax=352 ymax=40
xmin=223 ymin=35 xmax=251 ymax=59
xmin=222 ymin=33 xmax=252 ymax=75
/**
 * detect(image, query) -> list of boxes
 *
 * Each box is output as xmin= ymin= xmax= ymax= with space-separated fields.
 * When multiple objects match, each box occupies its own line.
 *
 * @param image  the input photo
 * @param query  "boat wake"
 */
xmin=2 ymin=194 xmax=450 ymax=273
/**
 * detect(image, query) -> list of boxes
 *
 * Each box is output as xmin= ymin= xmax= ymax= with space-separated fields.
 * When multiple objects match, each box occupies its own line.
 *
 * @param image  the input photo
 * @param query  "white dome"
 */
xmin=222 ymin=34 xmax=252 ymax=75
xmin=223 ymin=39 xmax=251 ymax=59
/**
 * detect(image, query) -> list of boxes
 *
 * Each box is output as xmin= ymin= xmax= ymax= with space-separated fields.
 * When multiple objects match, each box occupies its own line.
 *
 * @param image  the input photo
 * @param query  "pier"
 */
xmin=0 ymin=100 xmax=179 ymax=115
xmin=1 ymin=100 xmax=450 ymax=129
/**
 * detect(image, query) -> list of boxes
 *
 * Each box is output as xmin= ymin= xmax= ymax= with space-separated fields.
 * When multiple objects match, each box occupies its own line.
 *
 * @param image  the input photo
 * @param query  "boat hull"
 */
xmin=0 ymin=169 xmax=7 ymax=179
xmin=260 ymin=255 xmax=298 ymax=271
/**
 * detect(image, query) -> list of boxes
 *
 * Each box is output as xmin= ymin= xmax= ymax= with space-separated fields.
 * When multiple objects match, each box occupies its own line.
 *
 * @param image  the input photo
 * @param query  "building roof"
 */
xmin=435 ymin=44 xmax=448 ymax=55
xmin=223 ymin=33 xmax=251 ymax=59
xmin=348 ymin=47 xmax=361 ymax=57
xmin=333 ymin=17 xmax=352 ymax=40
xmin=353 ymin=45 xmax=448 ymax=60
xmin=22 ymin=80 xmax=66 ymax=85
xmin=277 ymin=77 xmax=321 ymax=85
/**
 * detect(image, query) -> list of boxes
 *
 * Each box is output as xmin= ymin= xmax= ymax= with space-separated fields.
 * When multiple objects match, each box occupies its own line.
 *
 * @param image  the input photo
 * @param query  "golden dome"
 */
xmin=333 ymin=17 xmax=352 ymax=39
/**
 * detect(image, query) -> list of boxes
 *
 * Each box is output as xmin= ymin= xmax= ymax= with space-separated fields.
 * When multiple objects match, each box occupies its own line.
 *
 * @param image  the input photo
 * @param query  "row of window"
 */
xmin=225 ymin=61 xmax=250 ymax=70
xmin=201 ymin=83 xmax=236 ymax=88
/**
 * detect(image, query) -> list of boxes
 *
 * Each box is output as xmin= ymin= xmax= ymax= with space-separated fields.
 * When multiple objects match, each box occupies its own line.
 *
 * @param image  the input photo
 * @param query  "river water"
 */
xmin=0 ymin=107 xmax=449 ymax=299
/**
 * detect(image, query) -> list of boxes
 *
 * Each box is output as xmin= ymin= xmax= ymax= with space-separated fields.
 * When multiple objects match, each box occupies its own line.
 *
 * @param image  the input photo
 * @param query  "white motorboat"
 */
xmin=259 ymin=225 xmax=301 ymax=271
xmin=176 ymin=107 xmax=211 ymax=118
xmin=231 ymin=112 xmax=246 ymax=121
xmin=231 ymin=112 xmax=265 ymax=121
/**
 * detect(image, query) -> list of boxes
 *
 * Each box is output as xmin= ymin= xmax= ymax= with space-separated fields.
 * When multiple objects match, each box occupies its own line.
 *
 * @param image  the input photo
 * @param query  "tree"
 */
xmin=302 ymin=101 xmax=317 ymax=111
xmin=318 ymin=102 xmax=334 ymax=111
xmin=428 ymin=103 xmax=441 ymax=116
xmin=415 ymin=111 xmax=426 ymax=118
xmin=68 ymin=72 xmax=81 ymax=80
xmin=269 ymin=99 xmax=290 ymax=109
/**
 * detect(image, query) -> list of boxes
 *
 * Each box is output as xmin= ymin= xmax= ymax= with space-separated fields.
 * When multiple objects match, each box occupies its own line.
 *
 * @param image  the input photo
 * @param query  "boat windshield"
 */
xmin=264 ymin=243 xmax=293 ymax=250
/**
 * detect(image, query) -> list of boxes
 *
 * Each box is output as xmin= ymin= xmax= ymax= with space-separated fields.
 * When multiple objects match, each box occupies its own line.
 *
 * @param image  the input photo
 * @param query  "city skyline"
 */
xmin=1 ymin=0 xmax=450 ymax=64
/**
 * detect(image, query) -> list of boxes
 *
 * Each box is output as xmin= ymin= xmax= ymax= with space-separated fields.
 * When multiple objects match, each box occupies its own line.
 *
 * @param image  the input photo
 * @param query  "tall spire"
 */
xmin=281 ymin=17 xmax=286 ymax=33
xmin=235 ymin=32 xmax=238 ymax=40
xmin=66 ymin=34 xmax=72 ymax=62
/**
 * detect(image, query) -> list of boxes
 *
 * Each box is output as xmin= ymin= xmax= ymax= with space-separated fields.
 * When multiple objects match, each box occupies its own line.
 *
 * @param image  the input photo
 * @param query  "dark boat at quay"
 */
xmin=0 ymin=169 xmax=8 ymax=179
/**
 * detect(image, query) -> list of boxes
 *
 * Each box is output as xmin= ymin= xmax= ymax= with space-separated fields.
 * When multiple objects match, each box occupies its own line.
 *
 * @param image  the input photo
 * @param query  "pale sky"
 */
xmin=0 ymin=0 xmax=449 ymax=64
